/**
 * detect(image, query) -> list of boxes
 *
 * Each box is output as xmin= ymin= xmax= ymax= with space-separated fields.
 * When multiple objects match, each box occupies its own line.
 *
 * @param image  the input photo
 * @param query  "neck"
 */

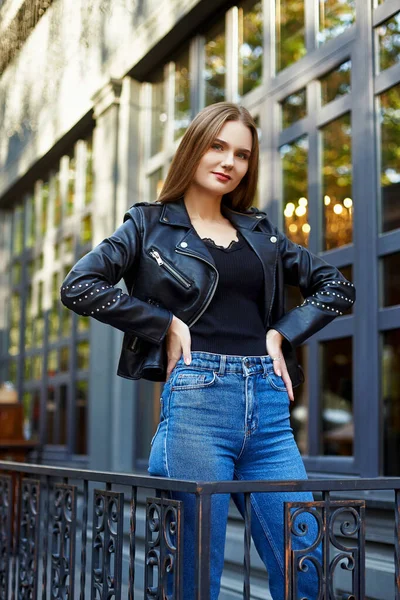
xmin=183 ymin=185 xmax=224 ymax=221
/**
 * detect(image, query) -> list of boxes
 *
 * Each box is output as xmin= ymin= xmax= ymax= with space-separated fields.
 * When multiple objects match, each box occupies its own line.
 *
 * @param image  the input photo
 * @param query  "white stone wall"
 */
xmin=0 ymin=0 xmax=197 ymax=197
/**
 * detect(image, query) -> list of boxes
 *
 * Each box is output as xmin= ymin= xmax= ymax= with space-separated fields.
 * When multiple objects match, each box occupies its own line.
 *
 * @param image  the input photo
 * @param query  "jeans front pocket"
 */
xmin=171 ymin=368 xmax=218 ymax=391
xmin=267 ymin=370 xmax=288 ymax=392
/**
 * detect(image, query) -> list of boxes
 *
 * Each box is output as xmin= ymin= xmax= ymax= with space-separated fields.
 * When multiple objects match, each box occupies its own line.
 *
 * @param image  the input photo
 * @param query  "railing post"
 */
xmin=195 ymin=490 xmax=212 ymax=600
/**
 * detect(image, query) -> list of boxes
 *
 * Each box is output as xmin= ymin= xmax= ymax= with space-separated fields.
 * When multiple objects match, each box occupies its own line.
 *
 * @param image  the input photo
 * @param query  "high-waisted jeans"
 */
xmin=147 ymin=351 xmax=321 ymax=599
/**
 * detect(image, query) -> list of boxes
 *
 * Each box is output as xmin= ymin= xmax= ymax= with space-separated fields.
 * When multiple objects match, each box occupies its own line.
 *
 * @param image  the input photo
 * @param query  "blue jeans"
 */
xmin=148 ymin=351 xmax=321 ymax=599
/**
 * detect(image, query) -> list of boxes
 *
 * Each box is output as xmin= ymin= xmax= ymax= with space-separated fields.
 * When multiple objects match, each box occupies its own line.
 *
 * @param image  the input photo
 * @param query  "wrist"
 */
xmin=267 ymin=328 xmax=283 ymax=342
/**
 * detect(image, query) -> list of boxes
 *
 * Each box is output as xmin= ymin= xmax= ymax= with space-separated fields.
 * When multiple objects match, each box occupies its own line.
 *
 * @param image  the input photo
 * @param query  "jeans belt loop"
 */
xmin=262 ymin=356 xmax=269 ymax=378
xmin=218 ymin=354 xmax=226 ymax=376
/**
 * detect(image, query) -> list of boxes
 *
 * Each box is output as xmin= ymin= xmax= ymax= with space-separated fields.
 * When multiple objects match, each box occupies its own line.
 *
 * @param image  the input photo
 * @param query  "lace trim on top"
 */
xmin=201 ymin=231 xmax=242 ymax=250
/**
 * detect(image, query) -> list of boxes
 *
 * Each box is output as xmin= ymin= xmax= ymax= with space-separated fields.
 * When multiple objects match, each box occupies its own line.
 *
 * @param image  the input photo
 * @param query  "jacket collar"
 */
xmin=159 ymin=196 xmax=267 ymax=231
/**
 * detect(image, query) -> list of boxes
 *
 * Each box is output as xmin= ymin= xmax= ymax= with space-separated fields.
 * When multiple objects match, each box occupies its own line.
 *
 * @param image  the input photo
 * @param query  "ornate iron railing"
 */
xmin=0 ymin=460 xmax=399 ymax=599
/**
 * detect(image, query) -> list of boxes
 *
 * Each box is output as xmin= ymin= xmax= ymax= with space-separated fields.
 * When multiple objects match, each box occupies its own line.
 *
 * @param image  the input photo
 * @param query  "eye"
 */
xmin=237 ymin=152 xmax=249 ymax=160
xmin=211 ymin=143 xmax=223 ymax=150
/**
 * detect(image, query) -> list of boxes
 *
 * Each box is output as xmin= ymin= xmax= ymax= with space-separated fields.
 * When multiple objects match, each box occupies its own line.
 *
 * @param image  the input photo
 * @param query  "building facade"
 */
xmin=0 ymin=0 xmax=400 ymax=596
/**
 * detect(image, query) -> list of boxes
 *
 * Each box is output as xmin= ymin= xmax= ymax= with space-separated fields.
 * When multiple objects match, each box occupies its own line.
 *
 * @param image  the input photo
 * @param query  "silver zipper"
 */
xmin=175 ymin=249 xmax=219 ymax=327
xmin=149 ymin=249 xmax=192 ymax=289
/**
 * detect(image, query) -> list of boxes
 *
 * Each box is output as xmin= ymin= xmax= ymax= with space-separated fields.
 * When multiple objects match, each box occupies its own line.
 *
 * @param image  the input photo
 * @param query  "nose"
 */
xmin=221 ymin=151 xmax=235 ymax=168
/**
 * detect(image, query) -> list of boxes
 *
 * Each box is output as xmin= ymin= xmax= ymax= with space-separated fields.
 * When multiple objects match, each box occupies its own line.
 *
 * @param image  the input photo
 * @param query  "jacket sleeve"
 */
xmin=271 ymin=230 xmax=356 ymax=348
xmin=60 ymin=208 xmax=173 ymax=344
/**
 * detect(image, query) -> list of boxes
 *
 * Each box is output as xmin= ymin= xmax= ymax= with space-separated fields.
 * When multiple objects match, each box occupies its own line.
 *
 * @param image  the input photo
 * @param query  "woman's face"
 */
xmin=192 ymin=120 xmax=253 ymax=197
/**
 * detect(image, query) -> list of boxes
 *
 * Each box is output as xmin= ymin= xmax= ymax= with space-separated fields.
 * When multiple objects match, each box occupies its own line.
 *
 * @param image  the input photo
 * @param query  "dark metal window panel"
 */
xmin=375 ymin=61 xmax=400 ymax=95
xmin=373 ymin=0 xmax=400 ymax=27
xmin=303 ymin=456 xmax=357 ymax=474
xmin=378 ymin=306 xmax=400 ymax=330
xmin=377 ymin=229 xmax=400 ymax=256
xmin=317 ymin=93 xmax=352 ymax=127
xmin=272 ymin=31 xmax=354 ymax=94
xmin=278 ymin=117 xmax=311 ymax=146
xmin=312 ymin=315 xmax=354 ymax=341
xmin=319 ymin=244 xmax=354 ymax=267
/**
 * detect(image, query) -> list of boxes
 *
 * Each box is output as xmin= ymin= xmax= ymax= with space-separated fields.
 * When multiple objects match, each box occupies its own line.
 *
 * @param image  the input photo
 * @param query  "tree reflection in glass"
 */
xmin=382 ymin=329 xmax=400 ymax=475
xmin=320 ymin=60 xmax=351 ymax=105
xmin=281 ymin=136 xmax=309 ymax=247
xmin=205 ymin=20 xmax=226 ymax=106
xmin=276 ymin=0 xmax=306 ymax=72
xmin=281 ymin=89 xmax=306 ymax=129
xmin=238 ymin=0 xmax=263 ymax=97
xmin=377 ymin=12 xmax=400 ymax=72
xmin=321 ymin=113 xmax=352 ymax=250
xmin=174 ymin=46 xmax=191 ymax=140
xmin=379 ymin=83 xmax=400 ymax=233
xmin=318 ymin=0 xmax=355 ymax=45
xmin=150 ymin=69 xmax=166 ymax=156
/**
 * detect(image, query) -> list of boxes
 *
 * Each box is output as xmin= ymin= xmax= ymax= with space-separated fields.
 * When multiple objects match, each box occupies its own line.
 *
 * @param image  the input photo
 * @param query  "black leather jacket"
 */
xmin=60 ymin=197 xmax=355 ymax=387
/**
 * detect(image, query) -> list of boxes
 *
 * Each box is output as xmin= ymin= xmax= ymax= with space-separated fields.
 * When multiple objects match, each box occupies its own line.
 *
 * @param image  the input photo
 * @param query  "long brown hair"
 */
xmin=157 ymin=102 xmax=259 ymax=212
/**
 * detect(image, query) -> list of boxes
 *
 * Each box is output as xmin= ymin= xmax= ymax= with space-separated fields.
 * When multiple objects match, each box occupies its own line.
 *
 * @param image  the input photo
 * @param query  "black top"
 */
xmin=190 ymin=230 xmax=267 ymax=356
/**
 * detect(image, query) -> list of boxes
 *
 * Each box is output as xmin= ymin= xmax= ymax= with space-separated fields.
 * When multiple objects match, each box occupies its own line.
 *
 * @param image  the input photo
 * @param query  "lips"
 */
xmin=212 ymin=172 xmax=231 ymax=181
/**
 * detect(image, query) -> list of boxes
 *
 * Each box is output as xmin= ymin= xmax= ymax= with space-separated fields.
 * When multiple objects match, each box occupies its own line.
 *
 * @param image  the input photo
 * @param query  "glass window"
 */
xmin=13 ymin=205 xmax=23 ymax=256
xmin=81 ymin=214 xmax=92 ymax=244
xmin=378 ymin=83 xmax=400 ymax=233
xmin=321 ymin=337 xmax=353 ymax=456
xmin=149 ymin=168 xmax=164 ymax=201
xmin=85 ymin=136 xmax=93 ymax=205
xmin=76 ymin=381 xmax=88 ymax=455
xmin=9 ymin=293 xmax=20 ymax=356
xmin=321 ymin=113 xmax=352 ymax=250
xmin=377 ymin=12 xmax=400 ymax=72
xmin=320 ymin=60 xmax=351 ymax=105
xmin=238 ymin=0 xmax=263 ymax=97
xmin=381 ymin=253 xmax=400 ymax=307
xmin=25 ymin=193 xmax=36 ymax=247
xmin=318 ymin=0 xmax=355 ymax=45
xmin=77 ymin=340 xmax=90 ymax=371
xmin=12 ymin=262 xmax=22 ymax=286
xmin=276 ymin=0 xmax=306 ymax=72
xmin=41 ymin=180 xmax=49 ymax=235
xmin=46 ymin=386 xmax=55 ymax=444
xmin=382 ymin=329 xmax=400 ymax=475
xmin=204 ymin=20 xmax=226 ymax=106
xmin=281 ymin=89 xmax=307 ymax=129
xmin=66 ymin=153 xmax=76 ymax=217
xmin=60 ymin=347 xmax=70 ymax=372
xmin=150 ymin=70 xmax=166 ymax=156
xmin=291 ymin=346 xmax=309 ymax=455
xmin=60 ymin=384 xmax=68 ymax=446
xmin=281 ymin=136 xmax=310 ymax=247
xmin=54 ymin=171 xmax=61 ymax=227
xmin=174 ymin=46 xmax=191 ymax=140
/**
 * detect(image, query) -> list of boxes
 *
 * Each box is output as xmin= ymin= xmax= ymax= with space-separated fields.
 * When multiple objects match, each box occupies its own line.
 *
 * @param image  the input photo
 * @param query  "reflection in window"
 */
xmin=9 ymin=293 xmax=20 ymax=355
xmin=26 ymin=194 xmax=36 ymax=247
xmin=281 ymin=136 xmax=309 ymax=247
xmin=60 ymin=347 xmax=69 ymax=372
xmin=318 ymin=0 xmax=355 ymax=45
xmin=174 ymin=47 xmax=191 ymax=140
xmin=205 ymin=20 xmax=226 ymax=106
xmin=41 ymin=180 xmax=49 ymax=235
xmin=81 ymin=215 xmax=92 ymax=244
xmin=136 ymin=380 xmax=163 ymax=460
xmin=381 ymin=253 xmax=400 ymax=306
xmin=8 ymin=361 xmax=17 ymax=385
xmin=290 ymin=346 xmax=309 ymax=455
xmin=77 ymin=341 xmax=90 ymax=371
xmin=48 ymin=350 xmax=58 ymax=376
xmin=66 ymin=153 xmax=75 ymax=217
xmin=379 ymin=83 xmax=400 ymax=233
xmin=22 ymin=391 xmax=40 ymax=441
xmin=25 ymin=285 xmax=33 ymax=348
xmin=150 ymin=70 xmax=166 ymax=156
xmin=238 ymin=0 xmax=263 ymax=97
xmin=33 ymin=355 xmax=43 ymax=380
xmin=382 ymin=330 xmax=400 ymax=475
xmin=320 ymin=60 xmax=351 ymax=105
xmin=46 ymin=387 xmax=55 ymax=444
xmin=377 ymin=12 xmax=400 ymax=72
xmin=12 ymin=262 xmax=21 ymax=286
xmin=321 ymin=113 xmax=352 ymax=250
xmin=60 ymin=384 xmax=68 ymax=446
xmin=149 ymin=168 xmax=164 ymax=201
xmin=85 ymin=136 xmax=93 ymax=205
xmin=276 ymin=0 xmax=306 ymax=72
xmin=281 ymin=89 xmax=307 ymax=129
xmin=76 ymin=381 xmax=88 ymax=455
xmin=13 ymin=205 xmax=23 ymax=256
xmin=321 ymin=337 xmax=353 ymax=456
xmin=54 ymin=171 xmax=61 ymax=227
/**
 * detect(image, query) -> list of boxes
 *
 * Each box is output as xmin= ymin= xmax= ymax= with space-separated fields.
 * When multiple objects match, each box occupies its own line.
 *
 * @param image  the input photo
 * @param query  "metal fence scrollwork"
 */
xmin=91 ymin=489 xmax=124 ymax=600
xmin=51 ymin=483 xmax=77 ymax=600
xmin=285 ymin=498 xmax=365 ymax=600
xmin=0 ymin=475 xmax=12 ymax=600
xmin=18 ymin=478 xmax=40 ymax=599
xmin=145 ymin=496 xmax=183 ymax=600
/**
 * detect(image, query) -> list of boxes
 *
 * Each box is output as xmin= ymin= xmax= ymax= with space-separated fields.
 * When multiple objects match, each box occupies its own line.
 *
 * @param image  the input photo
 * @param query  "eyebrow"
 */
xmin=214 ymin=138 xmax=252 ymax=154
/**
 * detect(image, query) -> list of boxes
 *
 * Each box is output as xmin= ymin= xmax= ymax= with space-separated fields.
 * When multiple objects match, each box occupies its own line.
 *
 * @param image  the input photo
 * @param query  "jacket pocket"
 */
xmin=148 ymin=248 xmax=193 ymax=289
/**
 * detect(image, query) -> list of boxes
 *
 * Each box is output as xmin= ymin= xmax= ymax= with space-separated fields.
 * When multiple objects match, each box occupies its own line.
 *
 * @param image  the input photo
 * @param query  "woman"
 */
xmin=61 ymin=102 xmax=355 ymax=598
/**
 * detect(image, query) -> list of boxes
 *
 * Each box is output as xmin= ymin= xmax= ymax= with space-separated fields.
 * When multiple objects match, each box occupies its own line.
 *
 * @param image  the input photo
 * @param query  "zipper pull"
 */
xmin=150 ymin=250 xmax=164 ymax=266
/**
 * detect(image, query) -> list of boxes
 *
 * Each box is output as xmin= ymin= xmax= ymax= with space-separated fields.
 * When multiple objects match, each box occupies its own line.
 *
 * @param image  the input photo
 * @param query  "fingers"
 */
xmin=276 ymin=359 xmax=294 ymax=402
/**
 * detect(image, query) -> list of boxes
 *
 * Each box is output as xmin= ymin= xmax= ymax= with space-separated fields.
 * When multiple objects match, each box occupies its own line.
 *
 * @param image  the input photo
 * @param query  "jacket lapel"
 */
xmin=159 ymin=198 xmax=279 ymax=326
